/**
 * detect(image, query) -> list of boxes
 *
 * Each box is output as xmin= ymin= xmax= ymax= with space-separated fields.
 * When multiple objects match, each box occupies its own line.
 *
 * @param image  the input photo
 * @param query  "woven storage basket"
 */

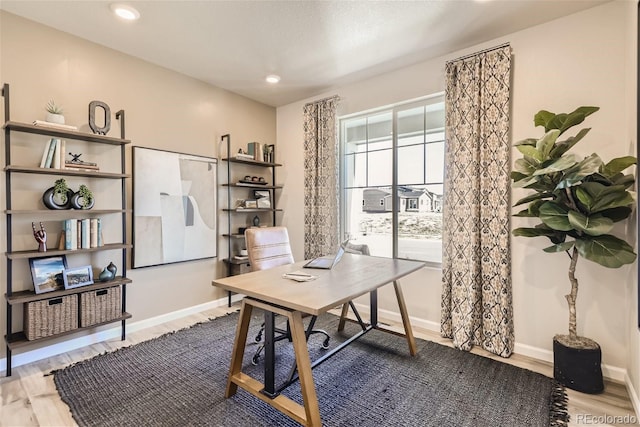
xmin=80 ymin=286 xmax=121 ymax=327
xmin=24 ymin=294 xmax=78 ymax=340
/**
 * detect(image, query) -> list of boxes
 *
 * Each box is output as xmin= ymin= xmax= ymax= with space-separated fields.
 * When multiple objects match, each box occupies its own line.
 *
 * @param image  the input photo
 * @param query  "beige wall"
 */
xmin=0 ymin=11 xmax=276 ymax=359
xmin=277 ymin=0 xmax=637 ymax=375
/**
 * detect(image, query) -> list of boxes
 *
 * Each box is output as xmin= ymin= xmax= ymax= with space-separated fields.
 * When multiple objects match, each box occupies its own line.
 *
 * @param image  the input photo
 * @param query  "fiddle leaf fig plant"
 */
xmin=511 ymin=106 xmax=637 ymax=347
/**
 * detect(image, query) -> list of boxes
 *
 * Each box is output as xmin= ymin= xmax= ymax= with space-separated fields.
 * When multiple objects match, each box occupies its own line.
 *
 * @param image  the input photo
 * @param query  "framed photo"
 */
xmin=63 ymin=265 xmax=94 ymax=289
xmin=245 ymin=200 xmax=258 ymax=209
xmin=132 ymin=147 xmax=217 ymax=268
xmin=29 ymin=255 xmax=68 ymax=294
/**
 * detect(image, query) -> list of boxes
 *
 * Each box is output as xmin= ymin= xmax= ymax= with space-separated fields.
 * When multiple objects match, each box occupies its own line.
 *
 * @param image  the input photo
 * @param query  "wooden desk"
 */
xmin=211 ymin=253 xmax=424 ymax=426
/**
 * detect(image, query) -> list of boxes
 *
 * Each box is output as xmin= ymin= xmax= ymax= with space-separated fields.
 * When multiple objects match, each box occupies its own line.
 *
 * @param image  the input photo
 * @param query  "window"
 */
xmin=340 ymin=94 xmax=445 ymax=265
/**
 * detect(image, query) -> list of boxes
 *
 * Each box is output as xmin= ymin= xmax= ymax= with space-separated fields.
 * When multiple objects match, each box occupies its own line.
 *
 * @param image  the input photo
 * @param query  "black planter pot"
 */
xmin=42 ymin=187 xmax=74 ymax=210
xmin=553 ymin=336 xmax=604 ymax=394
xmin=70 ymin=192 xmax=95 ymax=210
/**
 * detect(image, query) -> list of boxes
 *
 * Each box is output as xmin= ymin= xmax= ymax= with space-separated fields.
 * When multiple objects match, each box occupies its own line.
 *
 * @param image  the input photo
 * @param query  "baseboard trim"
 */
xmin=0 ymin=296 xmax=630 ymax=386
xmin=625 ymin=372 xmax=640 ymax=418
xmin=349 ymin=301 xmax=628 ymax=383
xmin=0 ymin=293 xmax=243 ymax=374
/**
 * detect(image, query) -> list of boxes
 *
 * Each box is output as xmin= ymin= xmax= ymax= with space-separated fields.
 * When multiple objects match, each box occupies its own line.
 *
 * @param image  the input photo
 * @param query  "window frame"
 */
xmin=339 ymin=93 xmax=445 ymax=268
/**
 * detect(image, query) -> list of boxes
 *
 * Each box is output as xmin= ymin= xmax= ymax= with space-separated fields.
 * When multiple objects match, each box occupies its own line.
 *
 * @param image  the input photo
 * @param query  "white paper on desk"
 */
xmin=282 ymin=270 xmax=318 ymax=282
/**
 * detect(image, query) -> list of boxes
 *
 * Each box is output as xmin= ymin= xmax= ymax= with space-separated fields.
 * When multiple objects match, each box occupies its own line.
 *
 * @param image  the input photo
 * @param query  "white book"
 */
xmin=39 ymin=139 xmax=52 ymax=168
xmin=90 ymin=218 xmax=98 ymax=248
xmin=32 ymin=120 xmax=78 ymax=131
xmin=68 ymin=219 xmax=78 ymax=250
xmin=81 ymin=218 xmax=90 ymax=249
xmin=44 ymin=139 xmax=57 ymax=168
xmin=59 ymin=140 xmax=66 ymax=169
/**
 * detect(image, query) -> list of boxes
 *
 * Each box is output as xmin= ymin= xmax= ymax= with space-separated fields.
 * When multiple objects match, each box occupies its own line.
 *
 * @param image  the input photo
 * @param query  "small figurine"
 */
xmin=32 ymin=222 xmax=47 ymax=252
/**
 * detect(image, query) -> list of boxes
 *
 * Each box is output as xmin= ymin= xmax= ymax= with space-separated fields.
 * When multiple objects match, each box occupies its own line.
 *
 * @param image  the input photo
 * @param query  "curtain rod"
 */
xmin=446 ymin=42 xmax=511 ymax=64
xmin=304 ymin=95 xmax=340 ymax=107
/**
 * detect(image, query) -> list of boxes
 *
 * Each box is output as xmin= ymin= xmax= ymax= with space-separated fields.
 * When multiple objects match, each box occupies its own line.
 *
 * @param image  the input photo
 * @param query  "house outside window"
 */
xmin=340 ymin=94 xmax=445 ymax=266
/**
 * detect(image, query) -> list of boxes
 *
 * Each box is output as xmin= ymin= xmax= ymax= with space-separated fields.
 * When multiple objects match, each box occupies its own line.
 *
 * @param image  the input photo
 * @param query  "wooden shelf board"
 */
xmin=3 ymin=121 xmax=131 ymax=145
xmin=222 ymin=234 xmax=245 ymax=239
xmin=6 ymin=209 xmax=129 ymax=215
xmin=222 ymin=183 xmax=282 ymax=189
xmin=5 ymin=312 xmax=132 ymax=350
xmin=5 ymin=165 xmax=129 ymax=179
xmin=6 ymin=243 xmax=132 ymax=259
xmin=221 ymin=157 xmax=282 ymax=167
xmin=222 ymin=208 xmax=283 ymax=213
xmin=5 ymin=277 xmax=132 ymax=305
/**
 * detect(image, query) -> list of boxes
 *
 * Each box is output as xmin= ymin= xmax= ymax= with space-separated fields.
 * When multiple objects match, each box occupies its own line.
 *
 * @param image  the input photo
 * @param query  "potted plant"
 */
xmin=511 ymin=106 xmax=636 ymax=394
xmin=42 ymin=178 xmax=74 ymax=210
xmin=71 ymin=184 xmax=95 ymax=210
xmin=45 ymin=99 xmax=65 ymax=124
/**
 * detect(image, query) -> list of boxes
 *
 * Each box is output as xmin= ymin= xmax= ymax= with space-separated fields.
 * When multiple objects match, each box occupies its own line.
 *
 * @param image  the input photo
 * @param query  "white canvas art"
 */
xmin=132 ymin=147 xmax=217 ymax=268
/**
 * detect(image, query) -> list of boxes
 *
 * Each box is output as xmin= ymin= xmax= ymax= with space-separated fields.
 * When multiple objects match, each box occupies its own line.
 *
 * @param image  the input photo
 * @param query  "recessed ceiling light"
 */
xmin=110 ymin=3 xmax=140 ymax=21
xmin=265 ymin=75 xmax=281 ymax=84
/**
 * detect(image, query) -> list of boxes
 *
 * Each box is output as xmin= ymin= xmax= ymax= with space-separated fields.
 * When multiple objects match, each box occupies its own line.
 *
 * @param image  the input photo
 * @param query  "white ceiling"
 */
xmin=1 ymin=0 xmax=609 ymax=107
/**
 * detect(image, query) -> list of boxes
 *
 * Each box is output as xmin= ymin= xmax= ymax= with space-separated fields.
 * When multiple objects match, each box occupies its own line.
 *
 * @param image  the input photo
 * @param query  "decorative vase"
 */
xmin=252 ymin=215 xmax=260 ymax=227
xmin=46 ymin=112 xmax=65 ymax=124
xmin=98 ymin=268 xmax=114 ymax=282
xmin=553 ymin=335 xmax=604 ymax=394
xmin=106 ymin=261 xmax=117 ymax=277
xmin=42 ymin=187 xmax=74 ymax=210
xmin=70 ymin=191 xmax=95 ymax=210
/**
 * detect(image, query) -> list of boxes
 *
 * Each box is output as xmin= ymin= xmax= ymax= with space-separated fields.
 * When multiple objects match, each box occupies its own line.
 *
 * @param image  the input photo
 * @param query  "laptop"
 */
xmin=303 ymin=244 xmax=346 ymax=269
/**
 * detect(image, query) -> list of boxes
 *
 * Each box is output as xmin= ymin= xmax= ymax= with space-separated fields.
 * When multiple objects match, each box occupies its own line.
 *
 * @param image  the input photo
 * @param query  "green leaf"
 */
xmin=599 ymin=206 xmax=633 ymax=222
xmin=539 ymin=202 xmax=572 ymax=231
xmin=511 ymin=171 xmax=528 ymax=182
xmin=514 ymin=157 xmax=538 ymax=175
xmin=601 ymin=156 xmax=637 ymax=177
xmin=578 ymin=182 xmax=635 ymax=213
xmin=549 ymin=128 xmax=591 ymax=159
xmin=535 ymin=130 xmax=560 ymax=160
xmin=514 ymin=138 xmax=538 ymax=147
xmin=516 ymin=144 xmax=542 ymax=161
xmin=574 ymin=186 xmax=594 ymax=211
xmin=513 ymin=227 xmax=557 ymax=238
xmin=575 ymin=234 xmax=637 ymax=268
xmin=512 ymin=175 xmax=539 ymax=188
xmin=532 ymin=154 xmax=579 ymax=176
xmin=513 ymin=192 xmax=554 ymax=207
xmin=555 ymin=153 xmax=602 ymax=189
xmin=543 ymin=241 xmax=575 ymax=253
xmin=611 ymin=173 xmax=636 ymax=189
xmin=534 ymin=110 xmax=555 ymax=130
xmin=514 ymin=208 xmax=536 ymax=217
xmin=567 ymin=211 xmax=614 ymax=236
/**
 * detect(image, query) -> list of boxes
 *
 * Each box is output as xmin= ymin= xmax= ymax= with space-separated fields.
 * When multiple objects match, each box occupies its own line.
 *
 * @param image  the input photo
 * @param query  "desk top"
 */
xmin=212 ymin=254 xmax=425 ymax=315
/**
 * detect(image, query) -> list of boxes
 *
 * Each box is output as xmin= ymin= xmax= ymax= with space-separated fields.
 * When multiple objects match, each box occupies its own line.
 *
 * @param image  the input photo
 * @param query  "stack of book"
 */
xmin=59 ymin=218 xmax=104 ymax=250
xmin=33 ymin=120 xmax=78 ymax=131
xmin=65 ymin=160 xmax=99 ymax=172
xmin=39 ymin=138 xmax=66 ymax=169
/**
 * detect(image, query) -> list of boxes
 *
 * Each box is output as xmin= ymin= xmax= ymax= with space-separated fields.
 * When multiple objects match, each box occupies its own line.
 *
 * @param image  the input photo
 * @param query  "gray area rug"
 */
xmin=54 ymin=311 xmax=568 ymax=427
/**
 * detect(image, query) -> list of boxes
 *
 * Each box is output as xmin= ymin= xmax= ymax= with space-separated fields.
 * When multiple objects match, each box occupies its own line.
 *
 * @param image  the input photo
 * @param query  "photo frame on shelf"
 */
xmin=62 ymin=265 xmax=94 ymax=289
xmin=132 ymin=147 xmax=218 ymax=268
xmin=29 ymin=255 xmax=68 ymax=294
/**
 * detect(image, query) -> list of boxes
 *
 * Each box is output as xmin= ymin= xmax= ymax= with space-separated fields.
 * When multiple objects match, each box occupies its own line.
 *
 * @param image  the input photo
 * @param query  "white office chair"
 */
xmin=245 ymin=226 xmax=330 ymax=365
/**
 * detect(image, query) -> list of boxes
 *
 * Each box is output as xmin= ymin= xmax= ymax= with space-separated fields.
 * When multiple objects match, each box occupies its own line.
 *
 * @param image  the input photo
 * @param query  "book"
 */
xmin=59 ymin=140 xmax=66 ymax=169
xmin=90 ymin=218 xmax=98 ymax=248
xmin=39 ymin=139 xmax=53 ymax=168
xmin=65 ymin=162 xmax=99 ymax=170
xmin=53 ymin=138 xmax=61 ymax=169
xmin=96 ymin=218 xmax=103 ymax=247
xmin=32 ymin=120 xmax=78 ymax=131
xmin=44 ymin=138 xmax=57 ymax=168
xmin=77 ymin=220 xmax=82 ymax=249
xmin=81 ymin=218 xmax=90 ymax=249
xmin=67 ymin=219 xmax=77 ymax=250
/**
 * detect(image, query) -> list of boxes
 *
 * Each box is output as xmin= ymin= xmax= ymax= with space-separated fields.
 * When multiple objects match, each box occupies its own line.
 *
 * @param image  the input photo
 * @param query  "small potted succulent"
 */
xmin=42 ymin=178 xmax=74 ymax=210
xmin=45 ymin=100 xmax=65 ymax=124
xmin=71 ymin=184 xmax=95 ymax=210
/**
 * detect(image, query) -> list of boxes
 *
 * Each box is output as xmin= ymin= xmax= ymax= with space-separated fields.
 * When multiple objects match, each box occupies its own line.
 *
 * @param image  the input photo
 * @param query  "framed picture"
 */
xmin=253 ymin=190 xmax=270 ymax=200
xmin=132 ymin=147 xmax=217 ymax=268
xmin=244 ymin=200 xmax=258 ymax=209
xmin=63 ymin=265 xmax=94 ymax=289
xmin=29 ymin=255 xmax=68 ymax=294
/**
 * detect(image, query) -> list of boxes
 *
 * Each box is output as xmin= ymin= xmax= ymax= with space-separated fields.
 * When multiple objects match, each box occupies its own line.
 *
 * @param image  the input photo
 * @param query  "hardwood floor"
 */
xmin=0 ymin=305 xmax=636 ymax=426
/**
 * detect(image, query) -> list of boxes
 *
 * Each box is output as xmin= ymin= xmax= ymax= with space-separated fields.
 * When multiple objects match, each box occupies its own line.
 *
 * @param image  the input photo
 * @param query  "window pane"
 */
xmin=367 ymin=149 xmax=392 ymax=186
xmin=398 ymin=145 xmax=424 ymax=185
xmin=397 ymin=184 xmax=443 ymax=263
xmin=425 ymin=141 xmax=444 ymax=183
xmin=398 ymin=106 xmax=425 ymax=147
xmin=344 ymin=117 xmax=367 ymax=154
xmin=343 ymin=188 xmax=393 ymax=258
xmin=345 ymin=153 xmax=367 ymax=188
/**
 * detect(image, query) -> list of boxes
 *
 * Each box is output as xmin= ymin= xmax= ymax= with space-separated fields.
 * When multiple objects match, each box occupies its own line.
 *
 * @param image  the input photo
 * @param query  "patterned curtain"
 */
xmin=303 ymin=96 xmax=340 ymax=259
xmin=440 ymin=45 xmax=514 ymax=358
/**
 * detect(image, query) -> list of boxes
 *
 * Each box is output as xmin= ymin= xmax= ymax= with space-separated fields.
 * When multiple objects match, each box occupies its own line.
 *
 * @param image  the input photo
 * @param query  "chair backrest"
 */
xmin=245 ymin=226 xmax=295 ymax=271
xmin=343 ymin=241 xmax=370 ymax=256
